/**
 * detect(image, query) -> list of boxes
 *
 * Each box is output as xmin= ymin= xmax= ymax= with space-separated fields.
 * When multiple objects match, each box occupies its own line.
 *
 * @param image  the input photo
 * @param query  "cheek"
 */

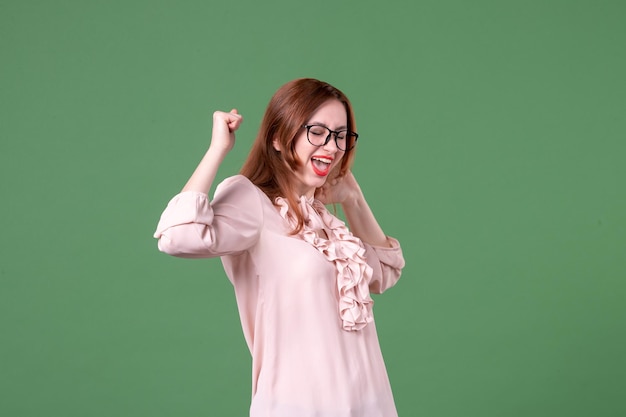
xmin=293 ymin=135 xmax=313 ymax=163
xmin=330 ymin=152 xmax=345 ymax=173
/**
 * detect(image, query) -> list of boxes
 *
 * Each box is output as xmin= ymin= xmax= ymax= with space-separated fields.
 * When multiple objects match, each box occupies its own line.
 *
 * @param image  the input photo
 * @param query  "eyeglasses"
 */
xmin=302 ymin=124 xmax=358 ymax=151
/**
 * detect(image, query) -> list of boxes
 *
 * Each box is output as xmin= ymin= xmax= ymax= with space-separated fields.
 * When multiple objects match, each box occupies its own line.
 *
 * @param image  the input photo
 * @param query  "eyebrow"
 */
xmin=309 ymin=121 xmax=348 ymax=130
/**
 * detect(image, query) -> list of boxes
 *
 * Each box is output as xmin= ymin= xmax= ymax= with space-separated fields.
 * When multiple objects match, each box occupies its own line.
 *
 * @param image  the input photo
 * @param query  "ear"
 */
xmin=272 ymin=138 xmax=281 ymax=152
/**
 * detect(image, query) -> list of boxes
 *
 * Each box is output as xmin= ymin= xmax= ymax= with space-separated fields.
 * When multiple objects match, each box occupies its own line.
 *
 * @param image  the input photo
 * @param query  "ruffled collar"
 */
xmin=275 ymin=196 xmax=374 ymax=331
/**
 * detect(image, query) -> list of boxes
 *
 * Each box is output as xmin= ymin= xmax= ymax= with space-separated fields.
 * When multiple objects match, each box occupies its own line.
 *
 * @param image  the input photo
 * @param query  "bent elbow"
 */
xmin=156 ymin=233 xmax=207 ymax=258
xmin=369 ymin=266 xmax=403 ymax=294
xmin=157 ymin=235 xmax=177 ymax=256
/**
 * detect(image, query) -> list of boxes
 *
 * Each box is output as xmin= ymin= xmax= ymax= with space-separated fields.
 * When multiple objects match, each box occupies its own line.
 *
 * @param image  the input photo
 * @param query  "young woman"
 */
xmin=154 ymin=78 xmax=405 ymax=416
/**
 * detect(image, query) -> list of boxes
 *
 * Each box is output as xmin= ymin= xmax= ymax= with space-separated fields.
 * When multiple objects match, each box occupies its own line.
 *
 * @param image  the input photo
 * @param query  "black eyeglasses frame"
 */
xmin=302 ymin=124 xmax=358 ymax=151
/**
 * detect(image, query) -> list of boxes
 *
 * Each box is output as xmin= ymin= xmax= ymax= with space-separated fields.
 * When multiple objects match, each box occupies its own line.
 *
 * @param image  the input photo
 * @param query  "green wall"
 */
xmin=1 ymin=1 xmax=624 ymax=416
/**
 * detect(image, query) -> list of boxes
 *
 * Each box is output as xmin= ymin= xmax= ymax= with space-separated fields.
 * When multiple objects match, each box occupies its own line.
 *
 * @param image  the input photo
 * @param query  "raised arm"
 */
xmin=182 ymin=109 xmax=243 ymax=194
xmin=154 ymin=109 xmax=262 ymax=258
xmin=315 ymin=171 xmax=392 ymax=248
xmin=316 ymin=171 xmax=404 ymax=293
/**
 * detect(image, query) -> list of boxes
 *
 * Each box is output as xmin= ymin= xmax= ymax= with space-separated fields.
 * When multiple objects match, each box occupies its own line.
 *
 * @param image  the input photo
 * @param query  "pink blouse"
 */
xmin=154 ymin=175 xmax=405 ymax=417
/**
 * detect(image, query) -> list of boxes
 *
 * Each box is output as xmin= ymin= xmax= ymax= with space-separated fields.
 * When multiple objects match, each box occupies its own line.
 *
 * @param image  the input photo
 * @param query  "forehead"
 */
xmin=307 ymin=99 xmax=347 ymax=127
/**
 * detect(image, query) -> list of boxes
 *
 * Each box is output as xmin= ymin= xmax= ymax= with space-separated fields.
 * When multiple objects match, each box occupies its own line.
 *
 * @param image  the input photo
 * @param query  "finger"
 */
xmin=213 ymin=110 xmax=242 ymax=121
xmin=228 ymin=109 xmax=243 ymax=122
xmin=227 ymin=114 xmax=243 ymax=132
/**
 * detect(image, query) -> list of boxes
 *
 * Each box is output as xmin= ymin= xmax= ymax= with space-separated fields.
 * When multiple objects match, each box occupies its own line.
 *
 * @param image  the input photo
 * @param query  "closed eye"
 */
xmin=309 ymin=127 xmax=327 ymax=136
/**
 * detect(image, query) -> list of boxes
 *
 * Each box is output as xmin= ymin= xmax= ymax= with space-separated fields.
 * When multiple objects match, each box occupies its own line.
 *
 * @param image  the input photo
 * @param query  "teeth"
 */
xmin=312 ymin=157 xmax=331 ymax=164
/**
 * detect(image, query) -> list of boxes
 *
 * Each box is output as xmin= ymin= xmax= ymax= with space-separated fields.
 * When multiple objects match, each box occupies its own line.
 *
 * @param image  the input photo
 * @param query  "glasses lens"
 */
xmin=306 ymin=125 xmax=358 ymax=151
xmin=307 ymin=125 xmax=328 ymax=146
xmin=341 ymin=132 xmax=357 ymax=151
xmin=334 ymin=131 xmax=348 ymax=150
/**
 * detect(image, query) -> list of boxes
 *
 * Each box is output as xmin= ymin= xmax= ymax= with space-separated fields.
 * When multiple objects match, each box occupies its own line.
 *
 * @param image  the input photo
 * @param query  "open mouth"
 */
xmin=311 ymin=155 xmax=333 ymax=176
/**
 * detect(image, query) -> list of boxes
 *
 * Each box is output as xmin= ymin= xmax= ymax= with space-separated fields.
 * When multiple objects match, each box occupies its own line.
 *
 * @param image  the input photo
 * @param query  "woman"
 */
xmin=154 ymin=78 xmax=405 ymax=416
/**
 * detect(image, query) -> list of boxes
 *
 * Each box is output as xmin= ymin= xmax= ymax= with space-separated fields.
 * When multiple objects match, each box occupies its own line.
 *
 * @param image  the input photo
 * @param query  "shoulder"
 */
xmin=216 ymin=174 xmax=254 ymax=191
xmin=215 ymin=175 xmax=259 ymax=196
xmin=214 ymin=175 xmax=270 ymax=207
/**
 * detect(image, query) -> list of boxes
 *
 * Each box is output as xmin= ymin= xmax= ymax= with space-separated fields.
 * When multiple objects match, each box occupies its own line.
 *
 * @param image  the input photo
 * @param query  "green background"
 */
xmin=1 ymin=0 xmax=624 ymax=416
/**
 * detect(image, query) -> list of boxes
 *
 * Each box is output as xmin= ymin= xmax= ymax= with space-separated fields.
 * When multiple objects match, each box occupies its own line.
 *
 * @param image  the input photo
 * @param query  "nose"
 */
xmin=323 ymin=133 xmax=340 ymax=152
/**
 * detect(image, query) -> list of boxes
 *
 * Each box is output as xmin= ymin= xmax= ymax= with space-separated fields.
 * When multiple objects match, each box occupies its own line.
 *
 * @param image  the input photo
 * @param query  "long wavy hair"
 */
xmin=240 ymin=78 xmax=357 ymax=234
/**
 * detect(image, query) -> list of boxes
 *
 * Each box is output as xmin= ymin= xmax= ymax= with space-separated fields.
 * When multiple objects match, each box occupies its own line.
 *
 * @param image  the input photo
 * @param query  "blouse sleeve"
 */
xmin=153 ymin=175 xmax=263 ymax=258
xmin=364 ymin=237 xmax=405 ymax=294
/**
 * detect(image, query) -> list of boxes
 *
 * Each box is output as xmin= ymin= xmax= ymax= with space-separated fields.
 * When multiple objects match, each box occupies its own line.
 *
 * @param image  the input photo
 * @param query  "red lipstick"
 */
xmin=311 ymin=155 xmax=333 ymax=176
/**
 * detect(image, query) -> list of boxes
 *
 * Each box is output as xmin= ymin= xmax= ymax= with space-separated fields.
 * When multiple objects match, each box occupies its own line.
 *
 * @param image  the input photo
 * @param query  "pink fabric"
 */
xmin=275 ymin=196 xmax=375 ymax=331
xmin=154 ymin=175 xmax=405 ymax=417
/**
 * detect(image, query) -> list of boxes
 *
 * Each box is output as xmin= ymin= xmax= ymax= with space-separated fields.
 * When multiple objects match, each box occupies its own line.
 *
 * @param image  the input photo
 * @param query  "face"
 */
xmin=290 ymin=99 xmax=347 ymax=198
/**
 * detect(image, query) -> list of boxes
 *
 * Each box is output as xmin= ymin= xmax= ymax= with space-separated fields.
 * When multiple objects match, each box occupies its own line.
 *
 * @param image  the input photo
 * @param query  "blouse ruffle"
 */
xmin=275 ymin=196 xmax=374 ymax=331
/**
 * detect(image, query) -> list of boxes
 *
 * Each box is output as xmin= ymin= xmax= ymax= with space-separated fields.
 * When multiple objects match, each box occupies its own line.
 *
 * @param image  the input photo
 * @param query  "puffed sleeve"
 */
xmin=364 ymin=237 xmax=405 ymax=294
xmin=153 ymin=175 xmax=263 ymax=258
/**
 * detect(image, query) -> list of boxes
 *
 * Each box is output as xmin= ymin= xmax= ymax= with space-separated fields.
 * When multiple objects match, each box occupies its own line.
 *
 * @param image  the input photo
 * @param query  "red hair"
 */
xmin=240 ymin=78 xmax=357 ymax=233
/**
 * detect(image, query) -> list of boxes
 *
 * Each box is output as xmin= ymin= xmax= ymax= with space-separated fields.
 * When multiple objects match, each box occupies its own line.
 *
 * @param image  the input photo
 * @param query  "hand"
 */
xmin=210 ymin=109 xmax=243 ymax=153
xmin=315 ymin=170 xmax=362 ymax=206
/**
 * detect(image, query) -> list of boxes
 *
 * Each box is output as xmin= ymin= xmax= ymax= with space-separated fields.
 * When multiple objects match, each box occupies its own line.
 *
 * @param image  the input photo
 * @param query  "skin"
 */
xmin=275 ymin=99 xmax=346 ymax=199
xmin=181 ymin=102 xmax=391 ymax=248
